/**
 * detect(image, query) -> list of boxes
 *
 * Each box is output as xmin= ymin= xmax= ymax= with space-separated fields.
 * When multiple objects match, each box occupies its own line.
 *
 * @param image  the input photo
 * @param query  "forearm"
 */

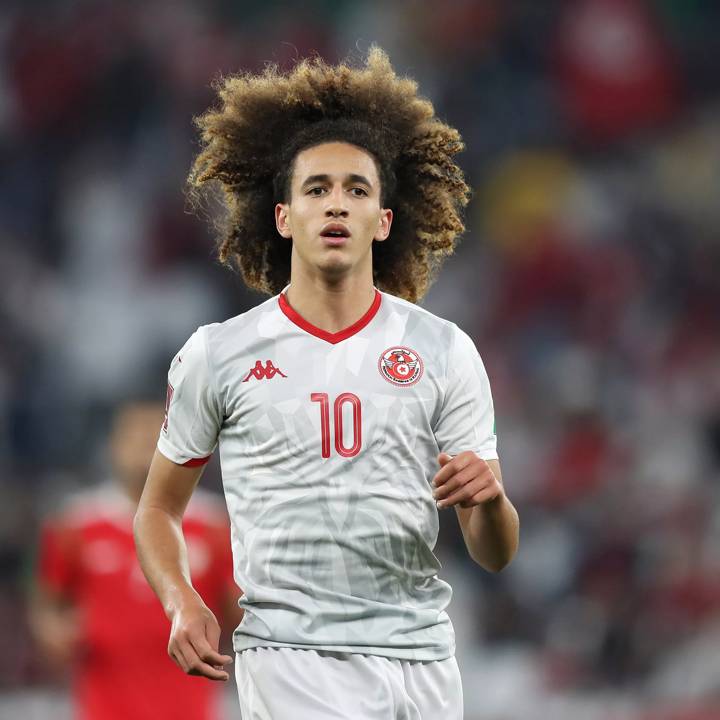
xmin=463 ymin=493 xmax=519 ymax=572
xmin=133 ymin=506 xmax=201 ymax=618
xmin=28 ymin=586 xmax=82 ymax=665
xmin=29 ymin=588 xmax=65 ymax=636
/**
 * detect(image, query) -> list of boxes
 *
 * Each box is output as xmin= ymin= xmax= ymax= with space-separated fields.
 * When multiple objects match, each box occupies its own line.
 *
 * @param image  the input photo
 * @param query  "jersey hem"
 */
xmin=444 ymin=447 xmax=499 ymax=461
xmin=232 ymin=636 xmax=455 ymax=662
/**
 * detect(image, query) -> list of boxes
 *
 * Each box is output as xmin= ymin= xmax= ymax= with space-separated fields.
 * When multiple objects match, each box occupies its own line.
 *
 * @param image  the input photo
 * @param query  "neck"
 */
xmin=285 ymin=262 xmax=377 ymax=334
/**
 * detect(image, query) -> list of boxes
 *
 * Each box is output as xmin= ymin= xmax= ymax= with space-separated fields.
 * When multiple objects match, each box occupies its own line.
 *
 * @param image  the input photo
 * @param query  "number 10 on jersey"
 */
xmin=310 ymin=393 xmax=362 ymax=458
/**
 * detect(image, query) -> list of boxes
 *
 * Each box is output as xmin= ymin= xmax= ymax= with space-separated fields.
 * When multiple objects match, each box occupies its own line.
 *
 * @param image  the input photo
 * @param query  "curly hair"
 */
xmin=187 ymin=47 xmax=470 ymax=303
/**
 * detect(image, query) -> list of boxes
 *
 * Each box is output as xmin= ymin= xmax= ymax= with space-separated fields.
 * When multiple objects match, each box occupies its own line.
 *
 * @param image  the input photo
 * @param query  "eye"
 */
xmin=307 ymin=187 xmax=325 ymax=196
xmin=350 ymin=187 xmax=368 ymax=197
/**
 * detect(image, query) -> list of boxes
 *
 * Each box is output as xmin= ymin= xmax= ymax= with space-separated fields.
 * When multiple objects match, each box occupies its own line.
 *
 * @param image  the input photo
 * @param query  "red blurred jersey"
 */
xmin=38 ymin=483 xmax=238 ymax=720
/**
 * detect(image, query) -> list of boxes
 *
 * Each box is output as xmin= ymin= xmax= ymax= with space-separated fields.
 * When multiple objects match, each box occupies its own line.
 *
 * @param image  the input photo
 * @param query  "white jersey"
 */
xmin=158 ymin=287 xmax=498 ymax=661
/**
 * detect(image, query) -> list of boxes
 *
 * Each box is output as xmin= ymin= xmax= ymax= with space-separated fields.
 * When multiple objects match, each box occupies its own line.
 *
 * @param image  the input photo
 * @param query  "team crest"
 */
xmin=378 ymin=346 xmax=423 ymax=386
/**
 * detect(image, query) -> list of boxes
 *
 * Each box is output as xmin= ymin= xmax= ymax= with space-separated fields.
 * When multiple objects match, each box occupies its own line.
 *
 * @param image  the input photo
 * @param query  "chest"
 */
xmin=220 ymin=335 xmax=444 ymax=459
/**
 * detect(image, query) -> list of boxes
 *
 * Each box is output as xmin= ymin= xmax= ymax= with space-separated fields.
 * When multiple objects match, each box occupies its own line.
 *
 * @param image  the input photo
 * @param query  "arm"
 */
xmin=133 ymin=449 xmax=232 ymax=681
xmin=432 ymin=453 xmax=519 ymax=572
xmin=28 ymin=583 xmax=82 ymax=671
xmin=28 ymin=522 xmax=83 ymax=671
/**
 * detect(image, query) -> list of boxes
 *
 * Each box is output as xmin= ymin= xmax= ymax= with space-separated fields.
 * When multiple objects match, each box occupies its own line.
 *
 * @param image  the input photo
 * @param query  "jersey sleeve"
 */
xmin=433 ymin=324 xmax=498 ymax=460
xmin=157 ymin=326 xmax=222 ymax=467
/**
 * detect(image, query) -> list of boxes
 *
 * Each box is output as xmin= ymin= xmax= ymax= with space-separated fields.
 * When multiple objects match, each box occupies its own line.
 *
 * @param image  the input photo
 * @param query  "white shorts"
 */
xmin=234 ymin=647 xmax=463 ymax=719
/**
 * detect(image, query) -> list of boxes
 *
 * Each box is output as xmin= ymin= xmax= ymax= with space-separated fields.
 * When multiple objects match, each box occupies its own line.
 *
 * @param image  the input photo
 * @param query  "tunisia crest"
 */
xmin=378 ymin=346 xmax=423 ymax=386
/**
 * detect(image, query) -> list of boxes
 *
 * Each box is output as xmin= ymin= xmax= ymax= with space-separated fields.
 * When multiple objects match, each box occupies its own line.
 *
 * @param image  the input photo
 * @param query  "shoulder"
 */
xmin=380 ymin=292 xmax=454 ymax=328
xmin=203 ymin=294 xmax=281 ymax=347
xmin=380 ymin=291 xmax=471 ymax=350
xmin=173 ymin=294 xmax=281 ymax=370
xmin=380 ymin=291 xmax=459 ymax=336
xmin=183 ymin=295 xmax=284 ymax=371
xmin=44 ymin=483 xmax=131 ymax=533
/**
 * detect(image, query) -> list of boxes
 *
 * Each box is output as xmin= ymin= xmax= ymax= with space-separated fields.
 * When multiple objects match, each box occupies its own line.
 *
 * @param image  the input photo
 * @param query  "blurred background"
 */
xmin=2 ymin=0 xmax=720 ymax=718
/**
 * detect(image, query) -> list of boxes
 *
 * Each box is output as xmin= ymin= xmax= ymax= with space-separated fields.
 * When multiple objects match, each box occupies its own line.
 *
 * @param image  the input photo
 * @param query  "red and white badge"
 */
xmin=378 ymin=346 xmax=424 ymax=386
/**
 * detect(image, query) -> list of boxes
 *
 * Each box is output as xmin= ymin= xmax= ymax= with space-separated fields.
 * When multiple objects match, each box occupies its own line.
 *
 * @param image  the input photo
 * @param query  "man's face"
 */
xmin=110 ymin=402 xmax=164 ymax=498
xmin=275 ymin=141 xmax=392 ymax=279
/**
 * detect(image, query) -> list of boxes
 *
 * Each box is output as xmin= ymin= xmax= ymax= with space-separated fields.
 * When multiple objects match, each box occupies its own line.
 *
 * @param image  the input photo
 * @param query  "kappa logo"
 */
xmin=242 ymin=360 xmax=288 ymax=382
xmin=378 ymin=346 xmax=423 ymax=386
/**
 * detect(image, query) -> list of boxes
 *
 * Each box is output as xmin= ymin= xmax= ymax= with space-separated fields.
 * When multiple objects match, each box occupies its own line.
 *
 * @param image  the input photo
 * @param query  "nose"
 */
xmin=325 ymin=184 xmax=348 ymax=217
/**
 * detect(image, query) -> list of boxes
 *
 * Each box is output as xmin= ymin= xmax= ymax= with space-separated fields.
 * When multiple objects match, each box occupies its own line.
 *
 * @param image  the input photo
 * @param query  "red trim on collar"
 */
xmin=278 ymin=289 xmax=382 ymax=344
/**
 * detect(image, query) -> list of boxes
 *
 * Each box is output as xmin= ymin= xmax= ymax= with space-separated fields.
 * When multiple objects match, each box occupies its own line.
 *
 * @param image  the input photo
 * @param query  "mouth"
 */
xmin=320 ymin=223 xmax=351 ymax=246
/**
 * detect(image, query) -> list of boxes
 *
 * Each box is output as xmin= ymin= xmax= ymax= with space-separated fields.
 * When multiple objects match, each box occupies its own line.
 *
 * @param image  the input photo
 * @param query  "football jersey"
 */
xmin=38 ymin=483 xmax=236 ymax=720
xmin=158 ymin=287 xmax=498 ymax=662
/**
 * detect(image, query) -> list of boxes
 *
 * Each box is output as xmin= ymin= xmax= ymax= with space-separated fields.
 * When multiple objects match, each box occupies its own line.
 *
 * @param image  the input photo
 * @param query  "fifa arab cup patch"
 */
xmin=378 ymin=346 xmax=424 ymax=386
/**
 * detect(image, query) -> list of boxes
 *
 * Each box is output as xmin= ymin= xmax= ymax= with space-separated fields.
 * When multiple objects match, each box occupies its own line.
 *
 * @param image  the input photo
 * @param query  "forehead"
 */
xmin=292 ymin=142 xmax=380 ymax=185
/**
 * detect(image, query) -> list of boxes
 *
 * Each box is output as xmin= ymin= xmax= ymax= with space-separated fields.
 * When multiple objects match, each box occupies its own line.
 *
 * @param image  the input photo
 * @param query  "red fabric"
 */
xmin=541 ymin=419 xmax=613 ymax=507
xmin=38 ymin=497 xmax=237 ymax=720
xmin=182 ymin=456 xmax=211 ymax=467
xmin=279 ymin=288 xmax=382 ymax=344
xmin=555 ymin=0 xmax=679 ymax=141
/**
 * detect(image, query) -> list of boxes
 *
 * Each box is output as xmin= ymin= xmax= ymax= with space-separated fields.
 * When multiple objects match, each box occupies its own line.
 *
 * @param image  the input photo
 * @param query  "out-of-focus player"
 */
xmin=134 ymin=48 xmax=520 ymax=719
xmin=30 ymin=400 xmax=241 ymax=720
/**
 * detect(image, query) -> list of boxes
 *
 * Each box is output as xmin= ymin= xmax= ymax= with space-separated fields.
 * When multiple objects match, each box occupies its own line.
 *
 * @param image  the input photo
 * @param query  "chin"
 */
xmin=316 ymin=254 xmax=354 ymax=276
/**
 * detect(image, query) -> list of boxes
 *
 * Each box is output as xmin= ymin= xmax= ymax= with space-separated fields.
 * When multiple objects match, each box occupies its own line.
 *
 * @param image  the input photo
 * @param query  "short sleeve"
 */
xmin=158 ymin=326 xmax=222 ymax=467
xmin=433 ymin=324 xmax=498 ymax=460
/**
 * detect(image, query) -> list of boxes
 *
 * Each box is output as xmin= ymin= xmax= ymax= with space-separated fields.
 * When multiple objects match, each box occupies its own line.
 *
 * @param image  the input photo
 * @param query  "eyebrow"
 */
xmin=300 ymin=173 xmax=373 ymax=189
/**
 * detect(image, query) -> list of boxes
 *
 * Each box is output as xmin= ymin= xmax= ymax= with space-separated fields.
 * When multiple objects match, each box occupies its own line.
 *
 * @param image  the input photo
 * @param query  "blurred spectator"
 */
xmin=28 ymin=401 xmax=241 ymax=720
xmin=554 ymin=0 xmax=680 ymax=142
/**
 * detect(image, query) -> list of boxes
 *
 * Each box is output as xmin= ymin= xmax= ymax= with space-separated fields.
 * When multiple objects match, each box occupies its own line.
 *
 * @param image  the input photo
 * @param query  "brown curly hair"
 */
xmin=187 ymin=47 xmax=470 ymax=303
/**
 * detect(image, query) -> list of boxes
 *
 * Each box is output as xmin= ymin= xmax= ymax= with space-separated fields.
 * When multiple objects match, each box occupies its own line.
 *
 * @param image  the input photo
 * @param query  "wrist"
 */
xmin=477 ymin=487 xmax=506 ymax=512
xmin=164 ymin=585 xmax=203 ymax=620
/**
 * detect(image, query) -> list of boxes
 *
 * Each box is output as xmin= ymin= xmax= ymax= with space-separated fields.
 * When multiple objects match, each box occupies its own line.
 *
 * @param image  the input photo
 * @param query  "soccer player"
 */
xmin=134 ymin=48 xmax=519 ymax=719
xmin=31 ymin=400 xmax=240 ymax=720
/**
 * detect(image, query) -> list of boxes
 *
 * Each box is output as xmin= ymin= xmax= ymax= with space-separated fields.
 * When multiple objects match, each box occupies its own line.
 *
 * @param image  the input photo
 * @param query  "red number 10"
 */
xmin=310 ymin=393 xmax=362 ymax=458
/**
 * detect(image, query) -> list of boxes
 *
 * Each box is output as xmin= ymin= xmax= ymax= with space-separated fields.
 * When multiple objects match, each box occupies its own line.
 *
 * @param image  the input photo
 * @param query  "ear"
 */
xmin=373 ymin=208 xmax=393 ymax=242
xmin=275 ymin=203 xmax=292 ymax=239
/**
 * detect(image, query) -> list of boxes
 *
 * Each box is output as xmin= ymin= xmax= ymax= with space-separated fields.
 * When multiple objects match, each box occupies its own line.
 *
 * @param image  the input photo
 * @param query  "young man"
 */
xmin=31 ymin=400 xmax=240 ymax=720
xmin=134 ymin=48 xmax=519 ymax=719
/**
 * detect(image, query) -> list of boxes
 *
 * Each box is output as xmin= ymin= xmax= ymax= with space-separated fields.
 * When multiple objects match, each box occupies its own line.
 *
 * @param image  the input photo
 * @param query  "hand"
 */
xmin=168 ymin=599 xmax=233 ymax=681
xmin=33 ymin=604 xmax=84 ymax=668
xmin=432 ymin=451 xmax=503 ymax=509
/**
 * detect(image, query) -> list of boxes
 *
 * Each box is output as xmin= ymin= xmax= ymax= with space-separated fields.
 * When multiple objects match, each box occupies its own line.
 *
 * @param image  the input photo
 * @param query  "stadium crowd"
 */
xmin=1 ymin=1 xmax=719 ymax=718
